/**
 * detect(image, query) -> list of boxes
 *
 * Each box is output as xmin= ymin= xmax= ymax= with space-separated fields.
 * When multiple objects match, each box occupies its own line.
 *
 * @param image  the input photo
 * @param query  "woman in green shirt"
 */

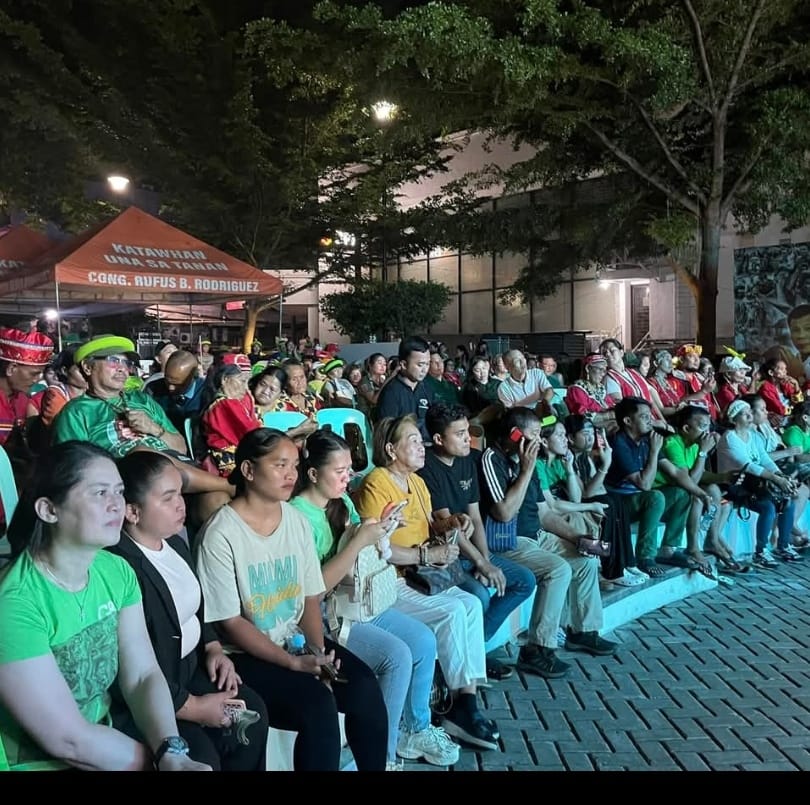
xmin=290 ymin=429 xmax=458 ymax=769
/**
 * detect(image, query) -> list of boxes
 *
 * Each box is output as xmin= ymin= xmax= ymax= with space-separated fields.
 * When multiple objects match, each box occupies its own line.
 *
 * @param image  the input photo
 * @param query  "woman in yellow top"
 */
xmin=354 ymin=414 xmax=499 ymax=752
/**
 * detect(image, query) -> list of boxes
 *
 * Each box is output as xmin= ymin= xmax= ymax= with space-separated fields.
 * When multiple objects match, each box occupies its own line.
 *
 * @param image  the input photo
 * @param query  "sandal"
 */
xmin=657 ymin=551 xmax=717 ymax=581
xmin=637 ymin=559 xmax=668 ymax=579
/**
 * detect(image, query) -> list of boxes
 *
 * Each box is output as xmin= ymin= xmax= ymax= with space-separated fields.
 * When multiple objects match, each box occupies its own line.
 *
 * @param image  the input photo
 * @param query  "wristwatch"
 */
xmin=698 ymin=451 xmax=709 ymax=459
xmin=154 ymin=736 xmax=190 ymax=768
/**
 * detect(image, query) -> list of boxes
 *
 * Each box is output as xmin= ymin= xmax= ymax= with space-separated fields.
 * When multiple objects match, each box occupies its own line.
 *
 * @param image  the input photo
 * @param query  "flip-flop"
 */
xmin=637 ymin=559 xmax=668 ymax=578
xmin=657 ymin=551 xmax=717 ymax=581
xmin=705 ymin=550 xmax=745 ymax=574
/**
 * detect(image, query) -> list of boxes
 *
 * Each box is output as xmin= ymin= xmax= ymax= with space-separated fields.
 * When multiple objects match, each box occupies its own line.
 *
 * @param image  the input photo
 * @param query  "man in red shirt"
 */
xmin=0 ymin=326 xmax=54 ymax=446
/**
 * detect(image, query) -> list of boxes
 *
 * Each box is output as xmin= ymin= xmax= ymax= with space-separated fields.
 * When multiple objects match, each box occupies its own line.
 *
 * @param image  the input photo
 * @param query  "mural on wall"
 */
xmin=733 ymin=242 xmax=810 ymax=381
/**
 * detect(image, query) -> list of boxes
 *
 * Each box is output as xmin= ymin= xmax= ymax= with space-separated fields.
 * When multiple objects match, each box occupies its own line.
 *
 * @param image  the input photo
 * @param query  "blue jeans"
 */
xmin=749 ymin=496 xmax=796 ymax=552
xmin=458 ymin=554 xmax=536 ymax=642
xmin=346 ymin=607 xmax=437 ymax=760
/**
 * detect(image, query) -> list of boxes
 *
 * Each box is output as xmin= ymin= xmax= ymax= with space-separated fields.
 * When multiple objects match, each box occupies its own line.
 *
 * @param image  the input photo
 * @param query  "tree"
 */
xmin=320 ymin=278 xmax=452 ymax=341
xmin=320 ymin=0 xmax=810 ymax=354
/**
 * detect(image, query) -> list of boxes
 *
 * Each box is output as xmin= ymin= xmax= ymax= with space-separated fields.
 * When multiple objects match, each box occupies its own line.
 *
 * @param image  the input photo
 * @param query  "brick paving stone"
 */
xmin=677 ymin=753 xmax=713 ymax=771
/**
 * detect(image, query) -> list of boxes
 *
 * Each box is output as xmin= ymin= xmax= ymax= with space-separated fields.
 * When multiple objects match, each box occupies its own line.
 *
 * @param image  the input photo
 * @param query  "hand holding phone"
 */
xmin=305 ymin=644 xmax=347 ymax=684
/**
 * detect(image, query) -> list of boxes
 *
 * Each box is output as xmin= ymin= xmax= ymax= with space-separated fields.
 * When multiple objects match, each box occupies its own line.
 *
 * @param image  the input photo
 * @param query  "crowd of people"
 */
xmin=0 ymin=324 xmax=806 ymax=772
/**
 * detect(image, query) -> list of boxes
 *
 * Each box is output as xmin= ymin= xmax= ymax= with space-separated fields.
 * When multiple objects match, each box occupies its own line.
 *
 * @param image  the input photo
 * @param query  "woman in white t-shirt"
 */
xmin=194 ymin=427 xmax=387 ymax=771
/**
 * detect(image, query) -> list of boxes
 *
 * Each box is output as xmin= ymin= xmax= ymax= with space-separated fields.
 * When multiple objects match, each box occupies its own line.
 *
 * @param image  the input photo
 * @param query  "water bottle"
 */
xmin=285 ymin=624 xmax=307 ymax=655
xmin=697 ymin=503 xmax=718 ymax=543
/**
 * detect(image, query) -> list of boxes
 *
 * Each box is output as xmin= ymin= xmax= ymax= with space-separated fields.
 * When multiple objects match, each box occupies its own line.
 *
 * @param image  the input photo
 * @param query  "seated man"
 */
xmin=478 ymin=407 xmax=617 ymax=679
xmin=146 ymin=349 xmax=206 ymax=431
xmin=497 ymin=350 xmax=554 ymax=414
xmin=417 ymin=402 xmax=536 ymax=681
xmin=604 ymin=396 xmax=691 ymax=577
xmin=52 ymin=334 xmax=233 ymax=523
xmin=654 ymin=404 xmax=734 ymax=576
xmin=424 ymin=352 xmax=460 ymax=406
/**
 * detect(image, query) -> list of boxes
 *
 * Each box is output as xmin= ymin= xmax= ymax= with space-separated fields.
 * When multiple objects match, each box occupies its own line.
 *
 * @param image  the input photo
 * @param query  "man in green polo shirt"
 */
xmin=654 ymin=405 xmax=731 ymax=575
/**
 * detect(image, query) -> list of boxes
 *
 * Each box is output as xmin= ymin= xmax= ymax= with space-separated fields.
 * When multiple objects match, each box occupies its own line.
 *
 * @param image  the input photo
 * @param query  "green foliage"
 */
xmin=320 ymin=278 xmax=452 ymax=341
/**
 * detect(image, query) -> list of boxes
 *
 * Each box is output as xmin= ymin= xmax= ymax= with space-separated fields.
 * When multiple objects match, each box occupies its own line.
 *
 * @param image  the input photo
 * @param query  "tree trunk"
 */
xmin=696 ymin=208 xmax=722 ymax=356
xmin=242 ymin=301 xmax=260 ymax=354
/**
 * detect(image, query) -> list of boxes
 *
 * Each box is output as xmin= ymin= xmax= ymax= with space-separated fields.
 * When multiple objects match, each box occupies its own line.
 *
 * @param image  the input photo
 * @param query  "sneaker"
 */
xmin=485 ymin=656 xmax=514 ymax=681
xmin=516 ymin=644 xmax=570 ymax=678
xmin=753 ymin=549 xmax=779 ymax=568
xmin=625 ymin=566 xmax=650 ymax=581
xmin=613 ymin=570 xmax=646 ymax=587
xmin=774 ymin=545 xmax=802 ymax=562
xmin=442 ymin=707 xmax=498 ymax=751
xmin=564 ymin=629 xmax=619 ymax=656
xmin=396 ymin=725 xmax=460 ymax=766
xmin=385 ymin=759 xmax=405 ymax=771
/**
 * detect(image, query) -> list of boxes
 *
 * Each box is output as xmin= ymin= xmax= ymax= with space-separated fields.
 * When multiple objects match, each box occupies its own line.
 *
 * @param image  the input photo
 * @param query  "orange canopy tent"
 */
xmin=0 ymin=206 xmax=283 ymax=307
xmin=0 ymin=225 xmax=55 ymax=279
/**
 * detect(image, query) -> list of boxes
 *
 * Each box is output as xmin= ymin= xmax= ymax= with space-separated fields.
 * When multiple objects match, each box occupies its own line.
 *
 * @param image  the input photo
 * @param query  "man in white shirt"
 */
xmin=497 ymin=349 xmax=554 ymax=411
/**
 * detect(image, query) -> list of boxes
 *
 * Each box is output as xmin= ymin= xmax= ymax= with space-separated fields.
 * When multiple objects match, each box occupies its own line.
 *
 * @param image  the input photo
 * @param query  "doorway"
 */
xmin=630 ymin=283 xmax=650 ymax=348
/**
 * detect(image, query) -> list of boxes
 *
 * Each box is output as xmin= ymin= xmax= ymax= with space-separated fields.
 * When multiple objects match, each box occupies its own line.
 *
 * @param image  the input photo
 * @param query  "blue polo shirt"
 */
xmin=605 ymin=430 xmax=650 ymax=495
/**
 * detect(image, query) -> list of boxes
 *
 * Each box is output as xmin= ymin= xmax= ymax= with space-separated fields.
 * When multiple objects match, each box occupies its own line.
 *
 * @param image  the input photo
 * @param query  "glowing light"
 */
xmin=44 ymin=309 xmax=58 ymax=320
xmin=107 ymin=175 xmax=130 ymax=193
xmin=371 ymin=100 xmax=398 ymax=123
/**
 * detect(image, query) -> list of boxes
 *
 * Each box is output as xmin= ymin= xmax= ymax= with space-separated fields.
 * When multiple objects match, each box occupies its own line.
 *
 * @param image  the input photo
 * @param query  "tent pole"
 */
xmin=189 ymin=303 xmax=193 ymax=345
xmin=278 ymin=290 xmax=283 ymax=342
xmin=156 ymin=304 xmax=161 ymax=333
xmin=55 ymin=280 xmax=63 ymax=353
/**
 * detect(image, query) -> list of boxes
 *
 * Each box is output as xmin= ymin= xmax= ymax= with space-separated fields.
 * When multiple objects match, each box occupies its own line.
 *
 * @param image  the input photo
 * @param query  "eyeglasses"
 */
xmin=93 ymin=355 xmax=135 ymax=370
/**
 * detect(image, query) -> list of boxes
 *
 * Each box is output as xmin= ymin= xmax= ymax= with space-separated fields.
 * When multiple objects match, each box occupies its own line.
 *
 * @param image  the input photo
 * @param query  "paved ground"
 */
xmin=416 ymin=557 xmax=810 ymax=773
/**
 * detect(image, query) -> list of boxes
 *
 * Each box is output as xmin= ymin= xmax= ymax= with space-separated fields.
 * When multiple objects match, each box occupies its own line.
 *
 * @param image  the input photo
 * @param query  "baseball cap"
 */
xmin=75 ymin=334 xmax=136 ymax=365
xmin=222 ymin=353 xmax=251 ymax=372
xmin=720 ymin=356 xmax=751 ymax=373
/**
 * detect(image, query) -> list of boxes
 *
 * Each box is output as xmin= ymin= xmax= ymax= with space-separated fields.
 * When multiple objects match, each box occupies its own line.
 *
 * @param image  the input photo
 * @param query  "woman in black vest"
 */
xmin=109 ymin=450 xmax=268 ymax=770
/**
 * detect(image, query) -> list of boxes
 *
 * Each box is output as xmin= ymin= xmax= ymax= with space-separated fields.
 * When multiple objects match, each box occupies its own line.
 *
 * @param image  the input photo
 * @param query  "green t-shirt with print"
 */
xmin=289 ymin=493 xmax=361 ymax=562
xmin=0 ymin=550 xmax=141 ymax=770
xmin=52 ymin=390 xmax=178 ymax=459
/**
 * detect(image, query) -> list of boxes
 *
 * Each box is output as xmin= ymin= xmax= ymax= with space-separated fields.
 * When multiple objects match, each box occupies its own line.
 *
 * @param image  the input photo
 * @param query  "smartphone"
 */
xmin=509 ymin=426 xmax=524 ymax=443
xmin=446 ymin=528 xmax=459 ymax=545
xmin=382 ymin=499 xmax=408 ymax=521
xmin=305 ymin=644 xmax=347 ymax=684
xmin=223 ymin=699 xmax=246 ymax=710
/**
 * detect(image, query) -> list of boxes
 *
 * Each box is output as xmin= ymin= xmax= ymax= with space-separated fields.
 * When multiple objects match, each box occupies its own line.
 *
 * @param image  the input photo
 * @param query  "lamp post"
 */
xmin=370 ymin=101 xmax=398 ymax=283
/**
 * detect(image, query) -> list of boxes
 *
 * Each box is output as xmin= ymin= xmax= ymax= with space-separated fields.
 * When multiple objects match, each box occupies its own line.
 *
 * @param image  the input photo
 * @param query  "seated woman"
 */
xmin=564 ymin=353 xmax=617 ymax=433
xmin=757 ymin=357 xmax=804 ymax=428
xmin=715 ymin=353 xmax=751 ymax=415
xmin=717 ymin=399 xmax=800 ymax=568
xmin=194 ymin=428 xmax=388 ymax=772
xmin=0 ymin=441 xmax=208 ymax=771
xmin=249 ymin=366 xmax=318 ymax=444
xmin=277 ymin=359 xmax=323 ymax=420
xmin=356 ymin=353 xmax=387 ymax=421
xmin=752 ymin=395 xmax=810 ymax=547
xmin=461 ymin=356 xmax=502 ymax=425
xmin=490 ymin=353 xmax=509 ymax=382
xmin=646 ymin=350 xmax=688 ymax=418
xmin=564 ymin=415 xmax=647 ymax=588
xmin=320 ymin=359 xmax=357 ymax=409
xmin=199 ymin=363 xmax=263 ymax=478
xmin=354 ymin=415 xmax=499 ymax=752
xmin=110 ymin=451 xmax=269 ymax=770
xmin=291 ymin=430 xmax=458 ymax=769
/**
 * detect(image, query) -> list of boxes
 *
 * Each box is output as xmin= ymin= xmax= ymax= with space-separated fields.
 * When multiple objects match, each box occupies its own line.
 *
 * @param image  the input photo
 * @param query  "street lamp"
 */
xmin=370 ymin=101 xmax=399 ymax=284
xmin=107 ymin=175 xmax=130 ymax=193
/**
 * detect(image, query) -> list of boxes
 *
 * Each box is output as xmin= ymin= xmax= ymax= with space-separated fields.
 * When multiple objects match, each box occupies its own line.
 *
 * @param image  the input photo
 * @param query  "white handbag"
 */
xmin=331 ymin=527 xmax=398 ymax=644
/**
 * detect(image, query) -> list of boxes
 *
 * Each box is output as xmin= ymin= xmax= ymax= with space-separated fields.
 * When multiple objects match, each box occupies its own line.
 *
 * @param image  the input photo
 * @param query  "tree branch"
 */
xmin=593 ymin=78 xmax=706 ymax=205
xmin=663 ymin=254 xmax=701 ymax=293
xmin=720 ymin=140 xmax=766 ymax=218
xmin=682 ymin=0 xmax=716 ymax=107
xmin=720 ymin=0 xmax=767 ymax=118
xmin=582 ymin=122 xmax=700 ymax=215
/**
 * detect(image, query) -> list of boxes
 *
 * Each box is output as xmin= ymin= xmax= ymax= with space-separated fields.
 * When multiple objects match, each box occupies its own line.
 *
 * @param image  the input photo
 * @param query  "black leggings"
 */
xmin=233 ymin=637 xmax=387 ymax=771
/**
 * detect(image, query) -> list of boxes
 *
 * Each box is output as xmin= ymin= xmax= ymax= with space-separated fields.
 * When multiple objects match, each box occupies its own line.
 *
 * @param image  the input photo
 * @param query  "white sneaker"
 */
xmin=385 ymin=760 xmax=405 ymax=771
xmin=625 ymin=566 xmax=650 ymax=581
xmin=753 ymin=549 xmax=779 ymax=568
xmin=614 ymin=569 xmax=646 ymax=587
xmin=396 ymin=725 xmax=460 ymax=766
